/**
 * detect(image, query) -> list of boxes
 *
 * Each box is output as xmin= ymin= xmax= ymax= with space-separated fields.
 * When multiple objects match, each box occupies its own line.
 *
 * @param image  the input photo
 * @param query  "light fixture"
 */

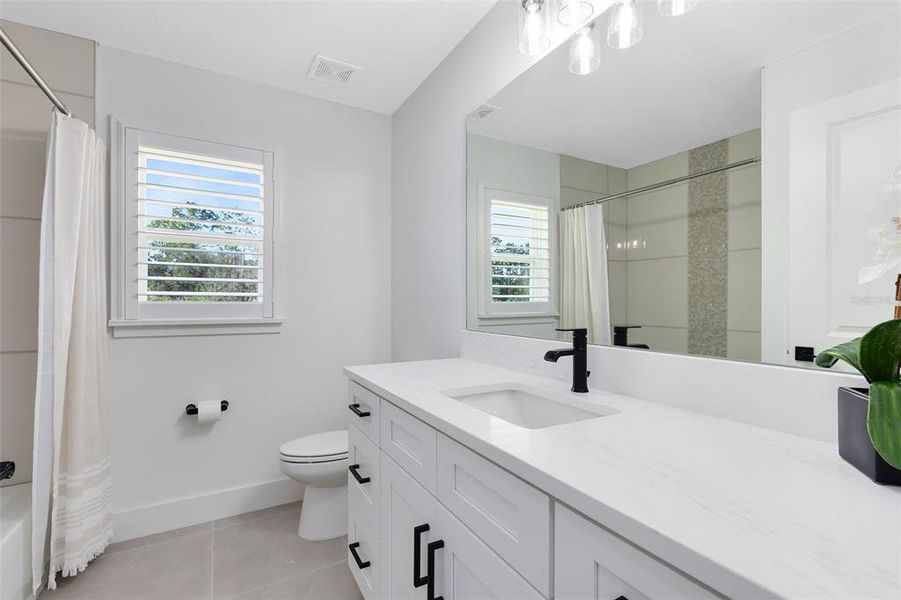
xmin=518 ymin=0 xmax=551 ymax=56
xmin=568 ymin=22 xmax=601 ymax=75
xmin=557 ymin=0 xmax=594 ymax=26
xmin=607 ymin=0 xmax=643 ymax=50
xmin=657 ymin=0 xmax=699 ymax=17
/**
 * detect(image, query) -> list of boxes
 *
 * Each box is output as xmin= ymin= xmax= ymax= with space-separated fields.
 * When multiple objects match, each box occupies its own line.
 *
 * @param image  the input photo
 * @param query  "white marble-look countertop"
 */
xmin=344 ymin=358 xmax=901 ymax=600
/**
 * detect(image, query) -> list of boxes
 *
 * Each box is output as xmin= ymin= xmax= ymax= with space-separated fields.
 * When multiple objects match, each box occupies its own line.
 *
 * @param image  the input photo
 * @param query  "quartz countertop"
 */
xmin=344 ymin=358 xmax=901 ymax=599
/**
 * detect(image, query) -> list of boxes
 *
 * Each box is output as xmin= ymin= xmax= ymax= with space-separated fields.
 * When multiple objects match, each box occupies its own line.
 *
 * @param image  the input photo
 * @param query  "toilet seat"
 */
xmin=279 ymin=430 xmax=348 ymax=463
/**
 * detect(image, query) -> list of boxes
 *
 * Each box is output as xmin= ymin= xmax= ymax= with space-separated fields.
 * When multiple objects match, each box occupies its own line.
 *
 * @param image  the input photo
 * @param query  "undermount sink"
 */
xmin=441 ymin=383 xmax=618 ymax=429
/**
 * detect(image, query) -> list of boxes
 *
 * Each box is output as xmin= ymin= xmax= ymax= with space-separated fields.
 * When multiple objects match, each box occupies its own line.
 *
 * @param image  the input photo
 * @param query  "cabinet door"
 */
xmin=555 ymin=504 xmax=718 ymax=600
xmin=433 ymin=504 xmax=544 ymax=600
xmin=381 ymin=451 xmax=438 ymax=600
xmin=348 ymin=497 xmax=381 ymax=600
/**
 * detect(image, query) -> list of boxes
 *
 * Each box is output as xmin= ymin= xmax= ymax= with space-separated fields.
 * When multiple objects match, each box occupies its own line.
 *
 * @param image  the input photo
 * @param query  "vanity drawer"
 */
xmin=348 ymin=380 xmax=380 ymax=445
xmin=348 ymin=498 xmax=381 ymax=600
xmin=555 ymin=504 xmax=718 ymax=600
xmin=436 ymin=434 xmax=551 ymax=596
xmin=380 ymin=401 xmax=438 ymax=493
xmin=348 ymin=424 xmax=380 ymax=533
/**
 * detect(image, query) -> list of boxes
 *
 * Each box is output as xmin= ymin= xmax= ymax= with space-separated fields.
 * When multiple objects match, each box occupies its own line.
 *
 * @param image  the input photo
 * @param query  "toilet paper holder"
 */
xmin=185 ymin=401 xmax=229 ymax=416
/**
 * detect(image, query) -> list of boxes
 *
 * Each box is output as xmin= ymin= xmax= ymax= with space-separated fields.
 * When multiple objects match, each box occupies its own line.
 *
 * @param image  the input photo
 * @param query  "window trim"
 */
xmin=477 ymin=185 xmax=558 ymax=319
xmin=109 ymin=117 xmax=284 ymax=337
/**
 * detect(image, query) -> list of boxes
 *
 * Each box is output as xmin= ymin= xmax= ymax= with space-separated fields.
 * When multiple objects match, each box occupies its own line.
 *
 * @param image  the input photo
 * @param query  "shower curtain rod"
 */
xmin=0 ymin=26 xmax=74 ymax=117
xmin=563 ymin=156 xmax=761 ymax=210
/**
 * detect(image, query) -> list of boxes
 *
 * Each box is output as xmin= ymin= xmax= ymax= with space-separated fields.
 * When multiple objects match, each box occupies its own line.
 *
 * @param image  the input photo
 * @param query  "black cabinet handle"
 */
xmin=348 ymin=542 xmax=371 ymax=569
xmin=413 ymin=524 xmax=430 ymax=587
xmin=348 ymin=403 xmax=371 ymax=418
xmin=427 ymin=539 xmax=445 ymax=600
xmin=348 ymin=464 xmax=371 ymax=484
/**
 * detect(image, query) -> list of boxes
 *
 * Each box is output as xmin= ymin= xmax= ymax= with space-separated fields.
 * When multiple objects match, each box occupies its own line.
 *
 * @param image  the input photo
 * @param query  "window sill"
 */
xmin=477 ymin=311 xmax=559 ymax=321
xmin=108 ymin=318 xmax=284 ymax=338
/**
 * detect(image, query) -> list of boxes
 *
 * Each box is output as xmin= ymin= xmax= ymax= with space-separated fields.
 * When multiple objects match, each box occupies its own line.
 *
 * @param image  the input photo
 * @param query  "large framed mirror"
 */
xmin=466 ymin=0 xmax=901 ymax=369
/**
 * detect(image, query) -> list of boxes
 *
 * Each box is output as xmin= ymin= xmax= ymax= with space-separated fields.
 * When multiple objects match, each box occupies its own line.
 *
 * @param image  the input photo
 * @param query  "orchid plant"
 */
xmin=816 ymin=319 xmax=901 ymax=470
xmin=859 ymin=216 xmax=901 ymax=284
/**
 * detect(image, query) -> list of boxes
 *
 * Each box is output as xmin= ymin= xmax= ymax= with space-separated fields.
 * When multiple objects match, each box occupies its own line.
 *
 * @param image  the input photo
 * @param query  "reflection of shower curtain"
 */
xmin=559 ymin=204 xmax=611 ymax=345
xmin=32 ymin=112 xmax=111 ymax=592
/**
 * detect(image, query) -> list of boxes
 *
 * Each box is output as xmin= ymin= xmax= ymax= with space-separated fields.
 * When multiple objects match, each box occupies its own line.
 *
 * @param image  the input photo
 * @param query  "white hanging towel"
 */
xmin=32 ymin=111 xmax=112 ymax=592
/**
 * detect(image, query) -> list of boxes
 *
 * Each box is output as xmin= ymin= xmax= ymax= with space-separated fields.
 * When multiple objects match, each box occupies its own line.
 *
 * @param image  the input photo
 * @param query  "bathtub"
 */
xmin=0 ymin=484 xmax=33 ymax=600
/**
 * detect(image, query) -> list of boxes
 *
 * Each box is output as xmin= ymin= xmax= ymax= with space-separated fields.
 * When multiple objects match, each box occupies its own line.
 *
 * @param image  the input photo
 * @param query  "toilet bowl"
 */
xmin=279 ymin=430 xmax=348 ymax=541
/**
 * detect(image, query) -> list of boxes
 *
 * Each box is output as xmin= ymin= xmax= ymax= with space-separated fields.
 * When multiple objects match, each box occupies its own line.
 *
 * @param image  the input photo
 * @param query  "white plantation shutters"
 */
xmin=122 ymin=128 xmax=275 ymax=320
xmin=482 ymin=188 xmax=556 ymax=316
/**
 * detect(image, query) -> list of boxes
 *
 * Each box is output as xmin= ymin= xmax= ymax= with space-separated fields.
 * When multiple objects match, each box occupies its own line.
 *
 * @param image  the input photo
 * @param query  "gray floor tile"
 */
xmin=43 ymin=527 xmax=213 ymax=600
xmin=211 ymin=503 xmax=347 ymax=599
xmin=223 ymin=560 xmax=361 ymax=600
xmin=38 ymin=502 xmax=356 ymax=600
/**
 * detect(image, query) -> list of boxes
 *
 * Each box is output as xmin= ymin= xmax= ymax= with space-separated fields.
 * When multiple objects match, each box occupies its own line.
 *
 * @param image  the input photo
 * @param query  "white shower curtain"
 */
xmin=559 ymin=204 xmax=612 ymax=345
xmin=32 ymin=111 xmax=111 ymax=592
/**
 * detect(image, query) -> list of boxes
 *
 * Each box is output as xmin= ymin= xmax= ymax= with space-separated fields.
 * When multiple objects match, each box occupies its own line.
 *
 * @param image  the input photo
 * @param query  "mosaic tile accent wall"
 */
xmin=688 ymin=140 xmax=729 ymax=356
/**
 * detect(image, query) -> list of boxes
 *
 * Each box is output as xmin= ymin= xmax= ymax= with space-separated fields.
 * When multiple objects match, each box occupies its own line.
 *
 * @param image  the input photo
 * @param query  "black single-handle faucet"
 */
xmin=544 ymin=328 xmax=589 ymax=393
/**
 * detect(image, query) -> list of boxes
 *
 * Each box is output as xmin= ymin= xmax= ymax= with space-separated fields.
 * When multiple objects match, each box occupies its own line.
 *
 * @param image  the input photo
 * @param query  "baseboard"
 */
xmin=111 ymin=478 xmax=305 ymax=543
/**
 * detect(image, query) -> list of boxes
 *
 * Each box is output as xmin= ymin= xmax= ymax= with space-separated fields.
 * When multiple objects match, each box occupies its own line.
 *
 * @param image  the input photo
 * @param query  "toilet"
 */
xmin=279 ymin=430 xmax=348 ymax=541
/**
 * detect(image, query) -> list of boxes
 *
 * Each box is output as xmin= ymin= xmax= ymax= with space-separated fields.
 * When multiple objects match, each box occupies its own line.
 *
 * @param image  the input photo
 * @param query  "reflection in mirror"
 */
xmin=466 ymin=1 xmax=901 ymax=369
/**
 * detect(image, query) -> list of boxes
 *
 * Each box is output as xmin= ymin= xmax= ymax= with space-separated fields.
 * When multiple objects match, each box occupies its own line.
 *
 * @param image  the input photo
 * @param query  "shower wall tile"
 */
xmin=627 ymin=152 xmax=688 ymax=189
xmin=629 ymin=326 xmax=688 ymax=355
xmin=626 ymin=256 xmax=688 ymax=328
xmin=0 ymin=217 xmax=40 ymax=352
xmin=0 ymin=19 xmax=95 ymax=97
xmin=560 ymin=186 xmax=598 ymax=210
xmin=627 ymin=218 xmax=688 ymax=261
xmin=727 ymin=248 xmax=763 ymax=333
xmin=0 ymin=81 xmax=94 ymax=130
xmin=688 ymin=140 xmax=729 ymax=358
xmin=627 ymin=184 xmax=689 ymax=225
xmin=0 ymin=351 xmax=36 ymax=487
xmin=560 ymin=155 xmax=609 ymax=193
xmin=728 ymin=330 xmax=762 ymax=362
xmin=0 ymin=130 xmax=46 ymax=219
xmin=608 ymin=259 xmax=628 ymax=325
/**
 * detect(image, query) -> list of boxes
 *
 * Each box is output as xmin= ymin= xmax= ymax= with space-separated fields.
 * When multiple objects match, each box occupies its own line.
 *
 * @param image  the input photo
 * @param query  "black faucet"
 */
xmin=544 ymin=328 xmax=589 ymax=393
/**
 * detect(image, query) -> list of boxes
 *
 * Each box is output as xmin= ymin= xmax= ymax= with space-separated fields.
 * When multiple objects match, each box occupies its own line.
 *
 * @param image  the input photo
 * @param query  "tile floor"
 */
xmin=42 ymin=503 xmax=362 ymax=600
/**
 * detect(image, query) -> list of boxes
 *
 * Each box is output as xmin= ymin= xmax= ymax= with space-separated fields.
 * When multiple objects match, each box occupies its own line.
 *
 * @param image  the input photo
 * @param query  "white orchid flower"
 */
xmin=859 ymin=216 xmax=901 ymax=284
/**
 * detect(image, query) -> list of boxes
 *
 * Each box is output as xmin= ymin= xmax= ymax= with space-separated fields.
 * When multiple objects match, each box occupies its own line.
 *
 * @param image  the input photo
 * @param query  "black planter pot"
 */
xmin=838 ymin=387 xmax=901 ymax=486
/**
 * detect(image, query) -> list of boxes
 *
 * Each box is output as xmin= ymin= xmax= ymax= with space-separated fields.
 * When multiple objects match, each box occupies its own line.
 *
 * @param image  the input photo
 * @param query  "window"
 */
xmin=110 ymin=121 xmax=280 ymax=335
xmin=479 ymin=188 xmax=556 ymax=317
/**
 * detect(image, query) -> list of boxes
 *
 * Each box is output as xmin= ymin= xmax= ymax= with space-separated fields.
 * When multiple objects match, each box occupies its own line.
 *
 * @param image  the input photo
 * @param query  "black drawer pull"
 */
xmin=348 ymin=542 xmax=371 ymax=569
xmin=427 ymin=539 xmax=445 ymax=600
xmin=348 ymin=464 xmax=371 ymax=484
xmin=348 ymin=403 xmax=371 ymax=418
xmin=413 ymin=524 xmax=430 ymax=587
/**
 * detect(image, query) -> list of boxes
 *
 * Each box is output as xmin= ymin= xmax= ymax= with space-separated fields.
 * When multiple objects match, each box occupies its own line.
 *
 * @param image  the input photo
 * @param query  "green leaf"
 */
xmin=860 ymin=319 xmax=901 ymax=383
xmin=815 ymin=338 xmax=865 ymax=380
xmin=867 ymin=382 xmax=901 ymax=470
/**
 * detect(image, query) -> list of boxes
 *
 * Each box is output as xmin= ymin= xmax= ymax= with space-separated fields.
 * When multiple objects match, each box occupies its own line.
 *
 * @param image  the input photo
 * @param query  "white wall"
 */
xmin=466 ymin=133 xmax=560 ymax=339
xmin=0 ymin=20 xmax=95 ymax=488
xmin=391 ymin=0 xmax=617 ymax=361
xmin=97 ymin=46 xmax=392 ymax=540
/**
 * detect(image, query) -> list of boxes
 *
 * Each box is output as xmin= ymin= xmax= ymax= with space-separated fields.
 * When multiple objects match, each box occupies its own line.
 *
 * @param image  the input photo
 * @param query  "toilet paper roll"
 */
xmin=196 ymin=400 xmax=223 ymax=424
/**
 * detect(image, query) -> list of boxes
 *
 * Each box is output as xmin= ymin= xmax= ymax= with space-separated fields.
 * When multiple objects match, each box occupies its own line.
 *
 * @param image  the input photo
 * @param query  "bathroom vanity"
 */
xmin=343 ymin=359 xmax=899 ymax=600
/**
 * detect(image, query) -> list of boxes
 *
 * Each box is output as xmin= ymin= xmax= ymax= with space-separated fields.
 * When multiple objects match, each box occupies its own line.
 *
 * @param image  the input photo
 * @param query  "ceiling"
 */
xmin=469 ymin=1 xmax=900 ymax=169
xmin=0 ymin=0 xmax=497 ymax=115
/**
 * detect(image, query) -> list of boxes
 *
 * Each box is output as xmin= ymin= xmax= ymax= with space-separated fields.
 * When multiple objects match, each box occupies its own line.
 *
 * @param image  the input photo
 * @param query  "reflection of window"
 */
xmin=111 ymin=123 xmax=279 ymax=334
xmin=480 ymin=188 xmax=556 ymax=317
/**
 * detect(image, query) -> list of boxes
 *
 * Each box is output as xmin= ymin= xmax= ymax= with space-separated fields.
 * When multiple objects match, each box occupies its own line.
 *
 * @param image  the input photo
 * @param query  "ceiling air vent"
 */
xmin=467 ymin=103 xmax=501 ymax=122
xmin=307 ymin=54 xmax=361 ymax=87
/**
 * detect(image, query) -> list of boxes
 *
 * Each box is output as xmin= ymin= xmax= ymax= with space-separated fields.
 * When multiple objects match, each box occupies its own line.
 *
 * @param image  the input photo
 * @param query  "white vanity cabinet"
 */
xmin=555 ymin=504 xmax=717 ymax=600
xmin=346 ymin=378 xmax=722 ymax=600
